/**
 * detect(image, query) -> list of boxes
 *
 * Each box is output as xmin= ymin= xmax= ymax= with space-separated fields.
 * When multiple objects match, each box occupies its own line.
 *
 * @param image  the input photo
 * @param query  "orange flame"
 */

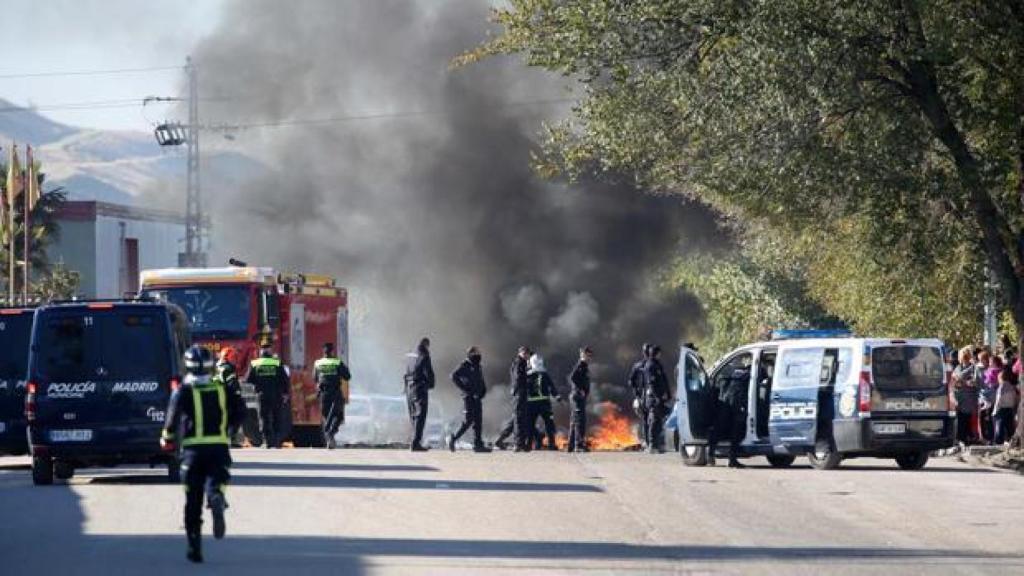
xmin=589 ymin=401 xmax=641 ymax=451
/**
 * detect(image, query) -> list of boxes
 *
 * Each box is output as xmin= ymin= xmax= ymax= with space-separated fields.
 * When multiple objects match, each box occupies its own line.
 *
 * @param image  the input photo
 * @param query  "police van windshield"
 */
xmin=871 ymin=346 xmax=944 ymax=391
xmin=37 ymin=312 xmax=171 ymax=383
xmin=145 ymin=287 xmax=251 ymax=340
xmin=0 ymin=312 xmax=33 ymax=381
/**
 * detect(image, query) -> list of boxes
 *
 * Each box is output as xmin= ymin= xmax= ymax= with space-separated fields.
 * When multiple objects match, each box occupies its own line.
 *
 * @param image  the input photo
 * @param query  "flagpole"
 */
xmin=7 ymin=143 xmax=15 ymax=304
xmin=23 ymin=145 xmax=30 ymax=304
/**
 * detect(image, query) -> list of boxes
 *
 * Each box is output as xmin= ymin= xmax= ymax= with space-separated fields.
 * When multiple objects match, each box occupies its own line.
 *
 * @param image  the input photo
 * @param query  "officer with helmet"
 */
xmin=314 ymin=342 xmax=351 ymax=449
xmin=217 ymin=347 xmax=245 ymax=446
xmin=247 ymin=344 xmax=290 ymax=448
xmin=161 ymin=346 xmax=246 ymax=563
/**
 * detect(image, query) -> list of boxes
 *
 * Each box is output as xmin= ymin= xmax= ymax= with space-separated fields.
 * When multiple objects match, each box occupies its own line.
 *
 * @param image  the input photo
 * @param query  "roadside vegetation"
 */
xmin=461 ymin=0 xmax=1021 ymax=353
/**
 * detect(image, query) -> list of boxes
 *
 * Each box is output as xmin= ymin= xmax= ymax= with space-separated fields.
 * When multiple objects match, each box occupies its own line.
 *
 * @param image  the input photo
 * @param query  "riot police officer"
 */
xmin=567 ymin=346 xmax=593 ymax=452
xmin=161 ymin=346 xmax=246 ymax=563
xmin=627 ymin=344 xmax=651 ymax=448
xmin=493 ymin=346 xmax=532 ymax=451
xmin=404 ymin=337 xmax=434 ymax=451
xmin=314 ymin=342 xmax=351 ymax=449
xmin=246 ymin=345 xmax=290 ymax=448
xmin=707 ymin=364 xmax=750 ymax=468
xmin=448 ymin=346 xmax=490 ymax=452
xmin=644 ymin=345 xmax=671 ymax=454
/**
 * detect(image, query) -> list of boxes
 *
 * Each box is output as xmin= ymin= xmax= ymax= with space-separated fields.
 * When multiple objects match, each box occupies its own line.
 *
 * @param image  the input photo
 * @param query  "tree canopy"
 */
xmin=464 ymin=0 xmax=1023 ymax=347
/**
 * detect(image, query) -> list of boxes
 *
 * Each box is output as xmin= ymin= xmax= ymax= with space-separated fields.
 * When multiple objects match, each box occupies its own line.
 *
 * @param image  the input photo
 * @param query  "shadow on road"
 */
xmin=232 ymin=461 xmax=440 ymax=473
xmin=88 ymin=473 xmax=603 ymax=493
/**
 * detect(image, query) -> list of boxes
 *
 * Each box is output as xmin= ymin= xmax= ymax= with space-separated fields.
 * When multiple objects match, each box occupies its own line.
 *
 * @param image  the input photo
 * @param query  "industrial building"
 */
xmin=48 ymin=200 xmax=187 ymax=298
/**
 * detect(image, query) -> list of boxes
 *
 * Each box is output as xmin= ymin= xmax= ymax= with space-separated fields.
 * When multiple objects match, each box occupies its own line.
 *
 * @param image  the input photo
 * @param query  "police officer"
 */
xmin=448 ymin=346 xmax=491 ymax=452
xmin=314 ymin=342 xmax=351 ymax=450
xmin=644 ymin=345 xmax=671 ymax=454
xmin=247 ymin=345 xmax=290 ymax=448
xmin=511 ymin=346 xmax=532 ymax=452
xmin=493 ymin=346 xmax=532 ymax=451
xmin=161 ymin=346 xmax=246 ymax=563
xmin=404 ymin=337 xmax=434 ymax=451
xmin=707 ymin=363 xmax=750 ymax=468
xmin=526 ymin=353 xmax=558 ymax=450
xmin=627 ymin=344 xmax=651 ymax=448
xmin=567 ymin=346 xmax=593 ymax=452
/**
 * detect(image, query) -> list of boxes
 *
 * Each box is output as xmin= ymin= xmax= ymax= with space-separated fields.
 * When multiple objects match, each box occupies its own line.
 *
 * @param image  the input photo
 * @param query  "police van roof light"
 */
xmin=771 ymin=329 xmax=852 ymax=340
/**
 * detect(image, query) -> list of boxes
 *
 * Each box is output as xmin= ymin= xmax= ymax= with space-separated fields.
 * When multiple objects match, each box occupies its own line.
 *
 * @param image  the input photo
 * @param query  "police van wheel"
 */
xmin=54 ymin=460 xmax=75 ymax=481
xmin=894 ymin=451 xmax=929 ymax=471
xmin=680 ymin=444 xmax=708 ymax=466
xmin=167 ymin=459 xmax=182 ymax=483
xmin=766 ymin=455 xmax=796 ymax=468
xmin=807 ymin=440 xmax=842 ymax=470
xmin=32 ymin=455 xmax=54 ymax=486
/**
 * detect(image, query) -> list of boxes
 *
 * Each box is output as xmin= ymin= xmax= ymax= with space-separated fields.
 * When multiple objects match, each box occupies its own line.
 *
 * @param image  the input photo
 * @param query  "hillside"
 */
xmin=0 ymin=99 xmax=263 ymax=207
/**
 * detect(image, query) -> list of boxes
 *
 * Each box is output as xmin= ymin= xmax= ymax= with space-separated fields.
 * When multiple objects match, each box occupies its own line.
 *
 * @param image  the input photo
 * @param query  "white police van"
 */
xmin=674 ymin=330 xmax=955 ymax=470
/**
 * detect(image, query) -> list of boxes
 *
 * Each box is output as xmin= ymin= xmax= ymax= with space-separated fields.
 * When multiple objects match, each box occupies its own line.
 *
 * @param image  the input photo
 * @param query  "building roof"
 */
xmin=54 ymin=200 xmax=187 ymax=225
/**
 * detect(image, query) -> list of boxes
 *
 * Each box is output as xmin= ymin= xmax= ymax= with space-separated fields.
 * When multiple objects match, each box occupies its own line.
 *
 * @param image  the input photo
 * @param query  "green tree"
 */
xmin=0 ymin=159 xmax=69 ymax=300
xmin=464 ymin=0 xmax=1023 ymax=336
xmin=33 ymin=262 xmax=80 ymax=302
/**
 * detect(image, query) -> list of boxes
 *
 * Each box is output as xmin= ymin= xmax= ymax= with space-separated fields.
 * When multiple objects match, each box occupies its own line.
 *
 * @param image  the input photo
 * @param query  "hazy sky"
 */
xmin=0 ymin=0 xmax=224 ymax=132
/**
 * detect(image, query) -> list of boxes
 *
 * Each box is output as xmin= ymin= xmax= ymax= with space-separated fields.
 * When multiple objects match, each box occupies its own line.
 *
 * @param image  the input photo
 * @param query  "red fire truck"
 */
xmin=139 ymin=266 xmax=348 ymax=447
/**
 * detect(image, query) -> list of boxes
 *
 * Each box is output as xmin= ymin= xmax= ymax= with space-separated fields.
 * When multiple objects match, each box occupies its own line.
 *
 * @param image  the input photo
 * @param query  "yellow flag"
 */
xmin=3 ymin=144 xmax=21 ymax=243
xmin=26 ymin=146 xmax=40 ymax=212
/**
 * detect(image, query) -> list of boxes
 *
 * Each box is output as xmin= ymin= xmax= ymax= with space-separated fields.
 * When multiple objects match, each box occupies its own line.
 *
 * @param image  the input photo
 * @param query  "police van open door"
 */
xmin=676 ymin=345 xmax=713 ymax=465
xmin=769 ymin=346 xmax=823 ymax=452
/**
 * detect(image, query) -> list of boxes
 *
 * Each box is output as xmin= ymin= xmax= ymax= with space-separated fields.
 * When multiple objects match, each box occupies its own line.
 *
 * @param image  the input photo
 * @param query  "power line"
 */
xmin=0 ymin=99 xmax=145 ymax=113
xmin=0 ymin=65 xmax=181 ymax=80
xmin=216 ymin=97 xmax=577 ymax=130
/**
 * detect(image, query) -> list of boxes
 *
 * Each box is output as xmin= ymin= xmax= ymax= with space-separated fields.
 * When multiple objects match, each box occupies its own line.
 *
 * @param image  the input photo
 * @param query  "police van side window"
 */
xmin=714 ymin=353 xmax=752 ymax=390
xmin=775 ymin=348 xmax=824 ymax=390
xmin=834 ymin=348 xmax=854 ymax=388
xmin=685 ymin=353 xmax=706 ymax=391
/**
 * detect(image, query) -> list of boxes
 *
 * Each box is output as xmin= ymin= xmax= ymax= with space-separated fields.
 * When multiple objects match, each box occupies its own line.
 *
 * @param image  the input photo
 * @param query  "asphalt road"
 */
xmin=0 ymin=449 xmax=1021 ymax=575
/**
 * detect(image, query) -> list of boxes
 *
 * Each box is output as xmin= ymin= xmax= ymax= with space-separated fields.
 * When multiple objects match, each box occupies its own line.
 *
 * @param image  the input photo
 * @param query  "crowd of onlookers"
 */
xmin=949 ymin=336 xmax=1021 ymax=447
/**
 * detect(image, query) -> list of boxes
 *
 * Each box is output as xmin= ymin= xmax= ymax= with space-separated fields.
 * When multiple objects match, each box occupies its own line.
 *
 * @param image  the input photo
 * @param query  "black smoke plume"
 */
xmin=192 ymin=0 xmax=722 ymax=420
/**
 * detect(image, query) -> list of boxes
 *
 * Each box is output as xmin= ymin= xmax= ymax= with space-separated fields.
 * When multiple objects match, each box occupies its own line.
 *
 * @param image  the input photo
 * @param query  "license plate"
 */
xmin=872 ymin=422 xmax=906 ymax=435
xmin=49 ymin=429 xmax=93 ymax=442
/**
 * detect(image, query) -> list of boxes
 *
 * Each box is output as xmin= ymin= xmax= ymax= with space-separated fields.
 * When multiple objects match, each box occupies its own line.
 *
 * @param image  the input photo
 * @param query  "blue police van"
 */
xmin=26 ymin=300 xmax=189 ymax=485
xmin=674 ymin=330 xmax=956 ymax=470
xmin=0 ymin=307 xmax=36 ymax=456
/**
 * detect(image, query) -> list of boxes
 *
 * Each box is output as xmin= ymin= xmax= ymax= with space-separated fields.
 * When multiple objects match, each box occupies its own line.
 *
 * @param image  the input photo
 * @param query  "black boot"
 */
xmin=728 ymin=459 xmax=746 ymax=469
xmin=472 ymin=443 xmax=492 ymax=453
xmin=186 ymin=528 xmax=203 ymax=563
xmin=208 ymin=492 xmax=227 ymax=540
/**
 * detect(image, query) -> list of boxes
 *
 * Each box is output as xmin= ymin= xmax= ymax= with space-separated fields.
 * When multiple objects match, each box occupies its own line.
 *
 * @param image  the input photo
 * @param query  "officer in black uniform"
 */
xmin=493 ymin=346 xmax=532 ymax=451
xmin=448 ymin=346 xmax=491 ymax=452
xmin=526 ymin=353 xmax=558 ymax=450
xmin=627 ymin=343 xmax=651 ymax=448
xmin=567 ymin=346 xmax=593 ymax=452
xmin=161 ymin=346 xmax=246 ymax=563
xmin=510 ymin=346 xmax=532 ymax=452
xmin=404 ymin=337 xmax=434 ymax=451
xmin=644 ymin=345 xmax=672 ymax=454
xmin=707 ymin=364 xmax=750 ymax=468
xmin=246 ymin=345 xmax=290 ymax=448
xmin=314 ymin=342 xmax=351 ymax=450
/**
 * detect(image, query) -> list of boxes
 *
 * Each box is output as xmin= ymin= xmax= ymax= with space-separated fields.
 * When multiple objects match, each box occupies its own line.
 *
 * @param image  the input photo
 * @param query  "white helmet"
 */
xmin=528 ymin=353 xmax=547 ymax=374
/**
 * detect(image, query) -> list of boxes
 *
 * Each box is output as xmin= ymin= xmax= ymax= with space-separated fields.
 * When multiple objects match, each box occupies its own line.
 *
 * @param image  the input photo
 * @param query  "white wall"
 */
xmin=94 ymin=215 xmax=185 ymax=298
